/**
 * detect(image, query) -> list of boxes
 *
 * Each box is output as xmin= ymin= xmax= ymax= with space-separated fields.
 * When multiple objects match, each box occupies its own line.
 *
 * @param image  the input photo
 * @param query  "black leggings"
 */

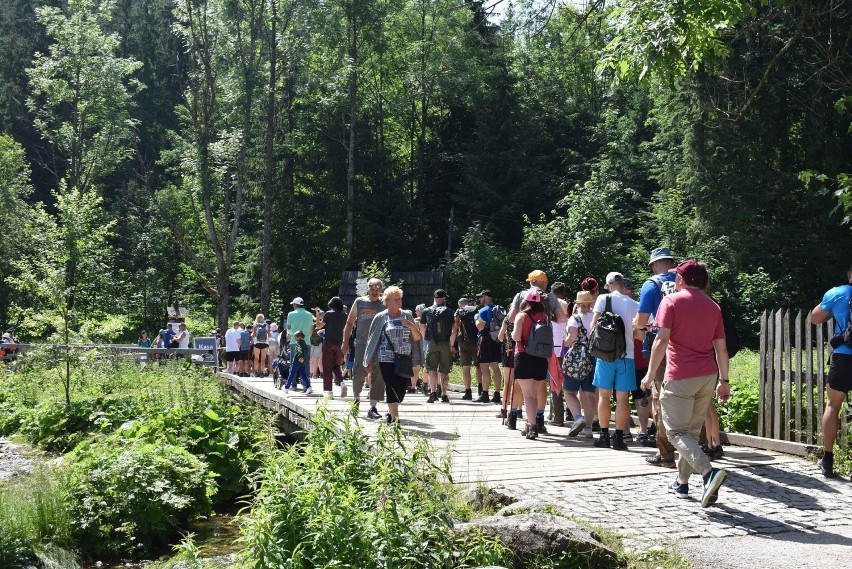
xmin=379 ymin=362 xmax=409 ymax=404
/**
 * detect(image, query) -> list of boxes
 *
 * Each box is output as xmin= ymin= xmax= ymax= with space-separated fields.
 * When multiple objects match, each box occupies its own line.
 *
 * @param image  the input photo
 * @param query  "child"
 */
xmin=285 ymin=331 xmax=313 ymax=394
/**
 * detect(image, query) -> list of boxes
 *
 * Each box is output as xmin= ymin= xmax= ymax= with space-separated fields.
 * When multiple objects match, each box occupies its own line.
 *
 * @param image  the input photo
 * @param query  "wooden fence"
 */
xmin=759 ymin=309 xmax=847 ymax=447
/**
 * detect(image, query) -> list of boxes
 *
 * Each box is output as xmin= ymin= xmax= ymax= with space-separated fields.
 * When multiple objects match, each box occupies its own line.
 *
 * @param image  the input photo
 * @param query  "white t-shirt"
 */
xmin=567 ymin=311 xmax=594 ymax=335
xmin=178 ymin=330 xmax=190 ymax=349
xmin=225 ymin=328 xmax=241 ymax=352
xmin=593 ymin=292 xmax=639 ymax=359
xmin=551 ymin=298 xmax=569 ymax=347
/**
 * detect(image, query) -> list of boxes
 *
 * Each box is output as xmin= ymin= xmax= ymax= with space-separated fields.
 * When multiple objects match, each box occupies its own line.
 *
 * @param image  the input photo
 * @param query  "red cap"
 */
xmin=669 ymin=260 xmax=708 ymax=288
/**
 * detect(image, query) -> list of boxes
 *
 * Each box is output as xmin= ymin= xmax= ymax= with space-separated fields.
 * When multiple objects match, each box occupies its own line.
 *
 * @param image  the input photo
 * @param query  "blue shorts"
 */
xmin=593 ymin=358 xmax=636 ymax=392
xmin=564 ymin=369 xmax=595 ymax=393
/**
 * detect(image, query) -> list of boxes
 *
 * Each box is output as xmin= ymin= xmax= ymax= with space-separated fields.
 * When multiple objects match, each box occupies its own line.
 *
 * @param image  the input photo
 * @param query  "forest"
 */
xmin=0 ymin=0 xmax=849 ymax=345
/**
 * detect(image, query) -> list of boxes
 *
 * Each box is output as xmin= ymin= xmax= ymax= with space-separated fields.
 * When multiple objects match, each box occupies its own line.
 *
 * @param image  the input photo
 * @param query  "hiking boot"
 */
xmin=648 ymin=422 xmax=657 ymax=436
xmin=536 ymin=414 xmax=547 ymax=435
xmin=641 ymin=435 xmax=657 ymax=447
xmin=491 ymin=391 xmax=502 ymax=404
xmin=506 ymin=410 xmax=518 ymax=430
xmin=441 ymin=395 xmax=450 ymax=403
xmin=668 ymin=479 xmax=689 ymax=499
xmin=366 ymin=407 xmax=381 ymax=420
xmin=436 ymin=385 xmax=442 ymax=397
xmin=612 ymin=432 xmax=628 ymax=451
xmin=517 ymin=409 xmax=523 ymax=420
xmin=427 ymin=392 xmax=438 ymax=403
xmin=461 ymin=389 xmax=473 ymax=400
xmin=495 ymin=408 xmax=507 ymax=419
xmin=593 ymin=430 xmax=610 ymax=448
xmin=477 ymin=391 xmax=490 ymax=403
xmin=568 ymin=419 xmax=586 ymax=437
xmin=701 ymin=468 xmax=728 ymax=508
xmin=477 ymin=383 xmax=483 ymax=395
xmin=819 ymin=454 xmax=836 ymax=478
xmin=521 ymin=423 xmax=538 ymax=440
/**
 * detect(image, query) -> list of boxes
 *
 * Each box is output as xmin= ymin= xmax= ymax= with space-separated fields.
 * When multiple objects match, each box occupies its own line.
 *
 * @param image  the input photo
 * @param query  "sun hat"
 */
xmin=648 ymin=247 xmax=674 ymax=265
xmin=575 ymin=291 xmax=594 ymax=304
xmin=291 ymin=297 xmax=304 ymax=306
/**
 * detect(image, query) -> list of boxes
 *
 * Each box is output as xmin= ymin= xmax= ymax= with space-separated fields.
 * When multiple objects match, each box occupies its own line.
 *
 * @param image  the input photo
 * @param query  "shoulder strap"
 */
xmin=382 ymin=318 xmax=398 ymax=354
xmin=605 ymin=294 xmax=613 ymax=314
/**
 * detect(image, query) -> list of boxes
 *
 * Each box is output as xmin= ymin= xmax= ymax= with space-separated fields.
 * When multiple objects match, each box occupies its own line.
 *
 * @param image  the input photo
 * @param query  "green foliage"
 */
xmin=238 ymin=408 xmax=508 ymax=569
xmin=0 ymin=468 xmax=75 ymax=569
xmin=718 ymin=349 xmax=760 ymax=435
xmin=63 ymin=438 xmax=215 ymax=559
xmin=444 ymin=223 xmax=518 ymax=304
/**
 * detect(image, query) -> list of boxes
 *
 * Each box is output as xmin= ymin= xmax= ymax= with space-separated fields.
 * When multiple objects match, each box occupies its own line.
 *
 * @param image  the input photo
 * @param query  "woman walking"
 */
xmin=511 ymin=289 xmax=550 ymax=439
xmin=363 ymin=286 xmax=422 ymax=423
xmin=253 ymin=315 xmax=270 ymax=377
xmin=316 ymin=297 xmax=348 ymax=398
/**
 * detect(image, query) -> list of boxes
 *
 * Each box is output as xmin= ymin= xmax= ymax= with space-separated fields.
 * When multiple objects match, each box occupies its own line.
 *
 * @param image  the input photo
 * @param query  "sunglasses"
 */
xmin=369 ymin=284 xmax=383 ymax=289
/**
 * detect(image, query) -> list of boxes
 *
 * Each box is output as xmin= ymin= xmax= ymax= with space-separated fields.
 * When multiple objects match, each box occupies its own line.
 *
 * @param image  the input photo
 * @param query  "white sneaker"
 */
xmin=340 ymin=383 xmax=348 ymax=397
xmin=283 ymin=388 xmax=289 ymax=394
xmin=305 ymin=387 xmax=314 ymax=395
xmin=324 ymin=391 xmax=333 ymax=399
xmin=583 ymin=428 xmax=593 ymax=439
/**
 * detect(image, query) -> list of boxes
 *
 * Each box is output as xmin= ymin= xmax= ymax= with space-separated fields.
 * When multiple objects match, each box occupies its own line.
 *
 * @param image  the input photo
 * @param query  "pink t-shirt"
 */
xmin=656 ymin=289 xmax=725 ymax=381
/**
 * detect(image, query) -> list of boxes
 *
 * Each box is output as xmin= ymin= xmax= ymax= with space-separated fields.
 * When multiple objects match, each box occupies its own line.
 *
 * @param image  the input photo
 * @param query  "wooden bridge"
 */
xmin=216 ymin=371 xmax=801 ymax=485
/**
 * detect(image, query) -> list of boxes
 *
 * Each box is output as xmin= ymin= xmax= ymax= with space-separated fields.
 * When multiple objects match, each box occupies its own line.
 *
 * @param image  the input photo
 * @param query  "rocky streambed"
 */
xmin=0 ymin=437 xmax=35 ymax=482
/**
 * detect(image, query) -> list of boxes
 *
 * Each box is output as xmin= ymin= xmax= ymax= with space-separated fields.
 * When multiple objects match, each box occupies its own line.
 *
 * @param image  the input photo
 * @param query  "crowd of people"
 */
xmin=220 ymin=245 xmax=747 ymax=507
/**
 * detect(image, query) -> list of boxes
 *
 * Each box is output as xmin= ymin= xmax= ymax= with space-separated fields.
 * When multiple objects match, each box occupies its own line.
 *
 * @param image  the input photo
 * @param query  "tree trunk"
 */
xmin=261 ymin=0 xmax=277 ymax=316
xmin=345 ymin=11 xmax=358 ymax=260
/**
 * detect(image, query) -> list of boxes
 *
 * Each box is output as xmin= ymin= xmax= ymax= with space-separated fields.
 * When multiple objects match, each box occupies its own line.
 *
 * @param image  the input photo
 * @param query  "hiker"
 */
xmin=564 ymin=291 xmax=597 ymax=438
xmin=253 ymin=314 xmax=270 ymax=377
xmin=342 ymin=278 xmax=386 ymax=419
xmin=309 ymin=309 xmax=324 ymax=382
xmin=225 ymin=320 xmax=241 ymax=374
xmin=634 ymin=246 xmax=678 ymax=468
xmin=810 ymin=264 xmax=852 ymax=479
xmin=284 ymin=330 xmax=313 ymax=394
xmin=590 ymin=272 xmax=639 ymax=450
xmin=511 ymin=289 xmax=552 ymax=440
xmin=287 ymin=297 xmax=315 ymax=354
xmin=624 ymin=278 xmax=652 ymax=445
xmin=413 ymin=304 xmax=427 ymax=392
xmin=548 ymin=282 xmax=571 ymax=427
xmin=474 ymin=289 xmax=504 ymax=404
xmin=316 ymin=297 xmax=348 ymax=398
xmin=420 ymin=289 xmax=457 ymax=403
xmin=507 ymin=270 xmax=568 ymax=435
xmin=455 ymin=297 xmax=482 ymax=400
xmin=363 ymin=286 xmax=422 ymax=424
xmin=499 ymin=311 xmax=523 ymax=427
xmin=243 ymin=324 xmax=255 ymax=375
xmin=641 ymin=260 xmax=730 ymax=507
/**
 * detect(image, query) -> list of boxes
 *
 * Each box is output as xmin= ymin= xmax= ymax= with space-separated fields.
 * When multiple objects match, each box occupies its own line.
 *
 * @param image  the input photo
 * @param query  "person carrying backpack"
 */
xmin=590 ymin=272 xmax=639 ymax=450
xmin=455 ymin=298 xmax=482 ymax=400
xmin=510 ymin=289 xmax=552 ymax=440
xmin=475 ymin=290 xmax=504 ymax=405
xmin=419 ymin=289 xmax=457 ymax=403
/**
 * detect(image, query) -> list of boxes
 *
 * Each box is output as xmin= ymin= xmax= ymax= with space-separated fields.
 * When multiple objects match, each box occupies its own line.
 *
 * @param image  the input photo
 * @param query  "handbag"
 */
xmin=562 ymin=315 xmax=593 ymax=381
xmin=382 ymin=319 xmax=414 ymax=378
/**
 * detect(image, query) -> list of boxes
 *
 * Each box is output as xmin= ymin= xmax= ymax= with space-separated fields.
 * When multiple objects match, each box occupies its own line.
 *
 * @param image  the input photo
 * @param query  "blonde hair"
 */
xmin=383 ymin=286 xmax=403 ymax=303
xmin=255 ymin=314 xmax=265 ymax=323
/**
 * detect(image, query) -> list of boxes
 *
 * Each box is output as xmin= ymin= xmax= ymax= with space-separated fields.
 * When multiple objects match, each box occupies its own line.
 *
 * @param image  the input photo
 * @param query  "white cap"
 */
xmin=291 ymin=297 xmax=304 ymax=306
xmin=605 ymin=272 xmax=624 ymax=285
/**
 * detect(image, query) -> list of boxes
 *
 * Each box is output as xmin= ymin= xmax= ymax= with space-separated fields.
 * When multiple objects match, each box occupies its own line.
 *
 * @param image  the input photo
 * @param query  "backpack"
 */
xmin=649 ymin=275 xmax=677 ymax=302
xmin=524 ymin=313 xmax=553 ymax=358
xmin=563 ymin=315 xmax=593 ymax=380
xmin=457 ymin=307 xmax=479 ymax=342
xmin=427 ymin=305 xmax=454 ymax=342
xmin=255 ymin=322 xmax=268 ymax=342
xmin=589 ymin=295 xmax=626 ymax=362
xmin=489 ymin=305 xmax=506 ymax=342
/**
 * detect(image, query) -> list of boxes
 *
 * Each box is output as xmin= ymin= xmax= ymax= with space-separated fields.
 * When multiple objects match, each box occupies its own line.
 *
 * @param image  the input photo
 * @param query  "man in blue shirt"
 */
xmin=810 ymin=265 xmax=852 ymax=479
xmin=475 ymin=289 xmax=502 ymax=404
xmin=633 ymin=247 xmax=678 ymax=468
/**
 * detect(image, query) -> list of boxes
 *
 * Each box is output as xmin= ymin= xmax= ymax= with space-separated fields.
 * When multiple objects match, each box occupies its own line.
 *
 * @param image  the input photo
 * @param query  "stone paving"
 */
xmin=501 ymin=458 xmax=852 ymax=549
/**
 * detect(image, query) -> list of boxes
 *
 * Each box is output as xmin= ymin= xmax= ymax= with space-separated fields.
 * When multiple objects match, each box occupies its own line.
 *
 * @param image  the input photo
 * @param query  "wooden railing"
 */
xmin=1 ymin=343 xmax=219 ymax=368
xmin=759 ymin=309 xmax=846 ymax=447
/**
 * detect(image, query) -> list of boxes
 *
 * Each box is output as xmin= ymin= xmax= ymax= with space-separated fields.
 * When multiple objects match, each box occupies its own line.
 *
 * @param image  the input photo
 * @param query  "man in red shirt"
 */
xmin=641 ymin=260 xmax=731 ymax=507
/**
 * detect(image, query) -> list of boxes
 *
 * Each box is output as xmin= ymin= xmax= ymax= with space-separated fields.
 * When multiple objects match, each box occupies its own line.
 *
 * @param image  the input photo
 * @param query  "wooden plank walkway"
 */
xmin=217 ymin=372 xmax=799 ymax=486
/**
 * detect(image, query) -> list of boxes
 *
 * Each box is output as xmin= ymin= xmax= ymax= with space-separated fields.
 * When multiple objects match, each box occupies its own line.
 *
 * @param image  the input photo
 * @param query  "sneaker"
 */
xmin=648 ymin=422 xmax=657 ymax=436
xmin=340 ymin=383 xmax=348 ymax=398
xmin=622 ymin=431 xmax=634 ymax=442
xmin=427 ymin=392 xmax=438 ymax=403
xmin=461 ymin=389 xmax=473 ymax=400
xmin=568 ymin=420 xmax=587 ymax=437
xmin=641 ymin=435 xmax=657 ymax=447
xmin=548 ymin=421 xmax=565 ymax=428
xmin=305 ymin=387 xmax=314 ymax=395
xmin=491 ymin=391 xmax=502 ymax=404
xmin=386 ymin=413 xmax=393 ymax=424
xmin=636 ymin=433 xmax=649 ymax=445
xmin=709 ymin=445 xmax=725 ymax=460
xmin=645 ymin=455 xmax=676 ymax=468
xmin=701 ymin=468 xmax=728 ymax=508
xmin=583 ymin=428 xmax=593 ymax=439
xmin=592 ymin=418 xmax=601 ymax=432
xmin=441 ymin=395 xmax=450 ymax=403
xmin=366 ymin=407 xmax=381 ymax=420
xmin=495 ymin=408 xmax=507 ymax=419
xmin=668 ymin=479 xmax=689 ymax=499
xmin=612 ymin=434 xmax=628 ymax=451
xmin=406 ymin=387 xmax=416 ymax=394
xmin=324 ymin=391 xmax=334 ymax=399
xmin=593 ymin=431 xmax=610 ymax=448
xmin=477 ymin=391 xmax=490 ymax=403
xmin=819 ymin=454 xmax=836 ymax=478
xmin=436 ymin=385 xmax=442 ymax=397
xmin=283 ymin=388 xmax=289 ymax=394
xmin=477 ymin=383 xmax=483 ymax=395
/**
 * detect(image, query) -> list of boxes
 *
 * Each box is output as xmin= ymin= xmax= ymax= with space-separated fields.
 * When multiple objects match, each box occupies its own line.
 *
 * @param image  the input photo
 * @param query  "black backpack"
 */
xmin=457 ymin=307 xmax=478 ymax=341
xmin=427 ymin=306 xmax=454 ymax=342
xmin=589 ymin=295 xmax=627 ymax=362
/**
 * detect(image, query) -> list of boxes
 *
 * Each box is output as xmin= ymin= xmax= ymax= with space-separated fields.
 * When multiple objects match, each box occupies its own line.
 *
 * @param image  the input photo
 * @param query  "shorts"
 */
xmin=478 ymin=336 xmax=501 ymax=364
xmin=226 ymin=351 xmax=240 ymax=362
xmin=254 ymin=342 xmax=269 ymax=350
xmin=564 ymin=367 xmax=595 ymax=393
xmin=425 ymin=341 xmax=452 ymax=373
xmin=310 ymin=345 xmax=322 ymax=359
xmin=514 ymin=352 xmax=548 ymax=380
xmin=827 ymin=352 xmax=852 ymax=394
xmin=379 ymin=362 xmax=408 ymax=404
xmin=593 ymin=358 xmax=636 ymax=392
xmin=459 ymin=339 xmax=478 ymax=366
xmin=632 ymin=366 xmax=649 ymax=401
xmin=239 ymin=350 xmax=250 ymax=361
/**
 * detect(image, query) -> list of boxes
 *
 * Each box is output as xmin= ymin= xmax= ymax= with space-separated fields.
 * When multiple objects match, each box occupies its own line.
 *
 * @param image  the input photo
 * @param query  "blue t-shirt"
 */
xmin=638 ymin=273 xmax=677 ymax=320
xmin=477 ymin=304 xmax=495 ymax=338
xmin=239 ymin=330 xmax=251 ymax=350
xmin=163 ymin=329 xmax=176 ymax=346
xmin=820 ymin=284 xmax=852 ymax=356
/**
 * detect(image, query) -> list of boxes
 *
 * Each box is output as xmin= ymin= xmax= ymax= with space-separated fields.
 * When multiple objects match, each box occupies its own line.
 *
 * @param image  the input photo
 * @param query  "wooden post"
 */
xmin=806 ymin=310 xmax=814 ymax=444
xmin=765 ymin=310 xmax=775 ymax=437
xmin=784 ymin=311 xmax=792 ymax=440
xmin=759 ymin=310 xmax=767 ymax=437
xmin=794 ymin=310 xmax=803 ymax=443
xmin=816 ymin=321 xmax=825 ymax=428
xmin=773 ymin=309 xmax=784 ymax=439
